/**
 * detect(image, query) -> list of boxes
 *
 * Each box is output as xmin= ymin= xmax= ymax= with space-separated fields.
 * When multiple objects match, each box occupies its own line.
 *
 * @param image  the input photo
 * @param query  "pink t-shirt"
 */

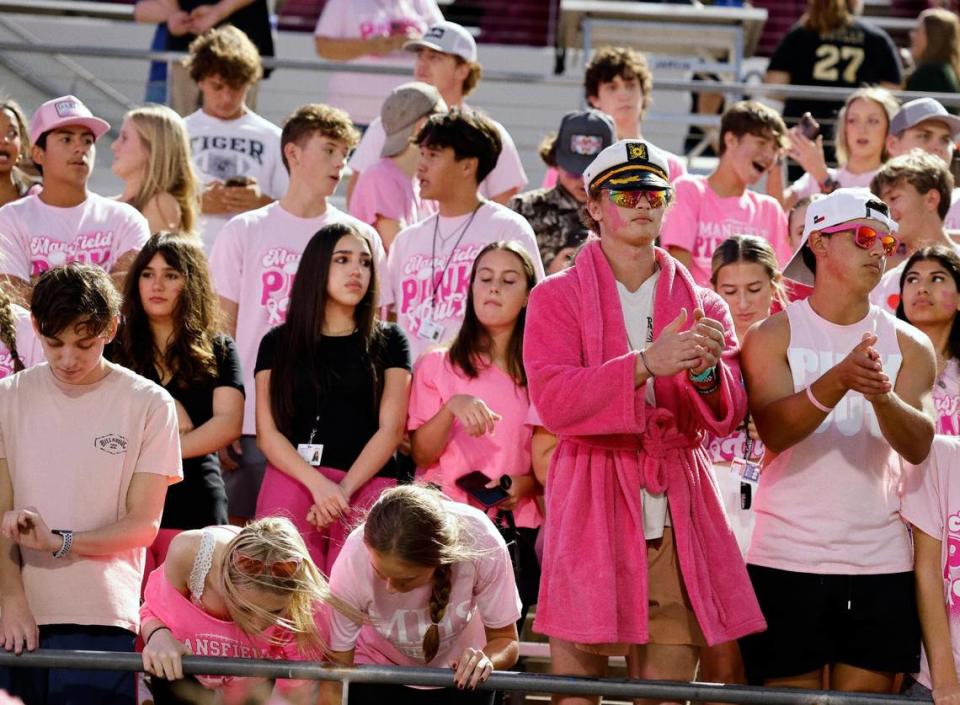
xmin=0 ymin=192 xmax=149 ymax=280
xmin=140 ymin=540 xmax=331 ymax=693
xmin=789 ymin=166 xmax=879 ymax=202
xmin=935 ymin=358 xmax=960 ymax=436
xmin=0 ymin=363 xmax=182 ymax=631
xmin=540 ymin=149 xmax=687 ymax=189
xmin=209 ymin=202 xmax=386 ymax=434
xmin=901 ymin=435 xmax=960 ymax=689
xmin=383 ymin=201 xmax=544 ymax=360
xmin=328 ymin=500 xmax=521 ymax=667
xmin=946 ymin=189 xmax=960 ymax=231
xmin=748 ymin=300 xmax=910 ymax=574
xmin=707 ymin=425 xmax=764 ymax=556
xmin=660 ymin=175 xmax=790 ymax=287
xmin=314 ymin=0 xmax=443 ymax=124
xmin=0 ymin=304 xmax=42 ymax=379
xmin=349 ymin=109 xmax=528 ymax=200
xmin=408 ymin=349 xmax=542 ymax=529
xmin=349 ymin=157 xmax=437 ymax=229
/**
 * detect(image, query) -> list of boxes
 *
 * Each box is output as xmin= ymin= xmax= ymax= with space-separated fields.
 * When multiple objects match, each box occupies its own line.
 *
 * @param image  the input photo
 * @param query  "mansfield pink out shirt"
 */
xmin=901 ymin=435 xmax=960 ymax=689
xmin=349 ymin=109 xmax=528 ymax=200
xmin=209 ymin=202 xmax=385 ymax=434
xmin=140 ymin=545 xmax=331 ymax=693
xmin=748 ymin=300 xmax=909 ymax=574
xmin=382 ymin=201 xmax=543 ymax=360
xmin=329 ymin=500 xmax=521 ymax=667
xmin=659 ymin=175 xmax=790 ymax=287
xmin=408 ymin=348 xmax=542 ymax=528
xmin=0 ymin=192 xmax=149 ymax=280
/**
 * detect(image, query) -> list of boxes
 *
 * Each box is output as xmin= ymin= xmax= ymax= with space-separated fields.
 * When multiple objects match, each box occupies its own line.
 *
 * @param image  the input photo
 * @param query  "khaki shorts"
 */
xmin=576 ymin=527 xmax=706 ymax=655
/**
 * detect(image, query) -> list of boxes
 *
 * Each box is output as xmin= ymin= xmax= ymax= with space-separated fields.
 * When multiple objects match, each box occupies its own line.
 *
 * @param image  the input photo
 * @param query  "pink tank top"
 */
xmin=747 ymin=299 xmax=911 ymax=575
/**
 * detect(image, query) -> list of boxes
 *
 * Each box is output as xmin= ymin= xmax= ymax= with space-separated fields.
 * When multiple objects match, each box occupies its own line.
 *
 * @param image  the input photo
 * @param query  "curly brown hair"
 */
xmin=584 ymin=47 xmax=653 ymax=118
xmin=186 ymin=25 xmax=263 ymax=87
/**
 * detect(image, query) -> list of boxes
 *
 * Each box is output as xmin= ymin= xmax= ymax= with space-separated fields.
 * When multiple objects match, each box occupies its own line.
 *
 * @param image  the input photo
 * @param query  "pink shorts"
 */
xmin=255 ymin=463 xmax=395 ymax=575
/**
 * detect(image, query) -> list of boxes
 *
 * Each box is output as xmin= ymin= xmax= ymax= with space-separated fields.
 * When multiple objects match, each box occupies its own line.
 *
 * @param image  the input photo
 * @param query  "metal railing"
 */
xmin=0 ymin=650 xmax=933 ymax=704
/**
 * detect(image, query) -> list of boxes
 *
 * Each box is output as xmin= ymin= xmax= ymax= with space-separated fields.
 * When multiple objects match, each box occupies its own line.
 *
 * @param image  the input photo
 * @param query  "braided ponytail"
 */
xmin=422 ymin=564 xmax=452 ymax=662
xmin=0 ymin=292 xmax=23 ymax=373
xmin=364 ymin=486 xmax=484 ymax=663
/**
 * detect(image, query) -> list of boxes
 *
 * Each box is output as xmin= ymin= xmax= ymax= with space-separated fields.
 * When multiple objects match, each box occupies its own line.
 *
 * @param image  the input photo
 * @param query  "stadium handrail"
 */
xmin=2 ymin=39 xmax=960 ymax=109
xmin=0 ymin=649 xmax=930 ymax=704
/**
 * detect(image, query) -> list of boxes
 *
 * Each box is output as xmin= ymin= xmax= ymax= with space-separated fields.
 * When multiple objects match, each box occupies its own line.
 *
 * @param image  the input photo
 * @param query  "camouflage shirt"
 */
xmin=508 ymin=183 xmax=589 ymax=270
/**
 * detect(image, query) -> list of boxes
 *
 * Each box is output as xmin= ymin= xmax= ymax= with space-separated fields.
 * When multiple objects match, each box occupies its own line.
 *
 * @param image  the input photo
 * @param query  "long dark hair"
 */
xmin=897 ymin=245 xmax=960 ymax=363
xmin=269 ymin=223 xmax=383 ymax=439
xmin=447 ymin=241 xmax=536 ymax=386
xmin=115 ymin=233 xmax=219 ymax=385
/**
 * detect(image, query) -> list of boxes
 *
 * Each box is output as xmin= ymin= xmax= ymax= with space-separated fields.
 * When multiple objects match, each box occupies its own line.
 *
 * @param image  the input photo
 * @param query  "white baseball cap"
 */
xmin=404 ymin=21 xmax=477 ymax=63
xmin=782 ymin=187 xmax=899 ymax=285
xmin=581 ymin=138 xmax=671 ymax=193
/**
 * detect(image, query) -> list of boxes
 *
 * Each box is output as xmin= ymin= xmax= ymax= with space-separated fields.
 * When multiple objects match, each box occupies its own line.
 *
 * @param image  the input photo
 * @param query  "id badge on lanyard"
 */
xmin=297 ymin=415 xmax=323 ymax=467
xmin=730 ymin=414 xmax=761 ymax=509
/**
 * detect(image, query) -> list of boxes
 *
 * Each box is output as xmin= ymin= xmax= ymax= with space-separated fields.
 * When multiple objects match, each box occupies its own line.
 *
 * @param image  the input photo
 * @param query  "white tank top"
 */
xmin=747 ymin=299 xmax=911 ymax=574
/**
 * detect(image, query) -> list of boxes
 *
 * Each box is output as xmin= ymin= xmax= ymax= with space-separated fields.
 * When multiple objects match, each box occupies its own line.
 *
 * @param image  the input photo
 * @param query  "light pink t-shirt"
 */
xmin=140 ymin=532 xmax=332 ymax=694
xmin=349 ymin=109 xmax=528 ymax=200
xmin=944 ymin=188 xmax=960 ymax=231
xmin=707 ymin=426 xmax=764 ymax=557
xmin=0 ymin=192 xmax=149 ymax=280
xmin=901 ymin=435 xmax=960 ymax=689
xmin=870 ymin=242 xmax=960 ymax=314
xmin=314 ymin=0 xmax=443 ymax=125
xmin=748 ymin=300 xmax=909 ymax=574
xmin=789 ymin=166 xmax=879 ymax=201
xmin=0 ymin=304 xmax=42 ymax=379
xmin=935 ymin=358 xmax=960 ymax=436
xmin=328 ymin=501 xmax=521 ymax=667
xmin=185 ymin=109 xmax=290 ymax=253
xmin=540 ymin=149 xmax=687 ymax=189
xmin=408 ymin=349 xmax=542 ymax=529
xmin=350 ymin=157 xmax=437 ymax=229
xmin=209 ymin=202 xmax=385 ymax=434
xmin=660 ymin=175 xmax=790 ymax=287
xmin=383 ymin=202 xmax=544 ymax=360
xmin=0 ymin=363 xmax=182 ymax=631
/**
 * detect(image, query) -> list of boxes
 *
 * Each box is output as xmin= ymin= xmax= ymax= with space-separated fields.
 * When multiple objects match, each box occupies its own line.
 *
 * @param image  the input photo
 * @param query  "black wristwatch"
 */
xmin=819 ymin=176 xmax=840 ymax=194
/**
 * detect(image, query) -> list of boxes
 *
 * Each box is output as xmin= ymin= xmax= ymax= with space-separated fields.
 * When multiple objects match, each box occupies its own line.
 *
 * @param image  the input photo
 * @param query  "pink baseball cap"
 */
xmin=29 ymin=95 xmax=110 ymax=144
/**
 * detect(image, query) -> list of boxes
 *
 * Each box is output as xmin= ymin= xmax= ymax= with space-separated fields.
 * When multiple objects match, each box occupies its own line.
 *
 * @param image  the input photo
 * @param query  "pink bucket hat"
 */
xmin=29 ymin=95 xmax=110 ymax=144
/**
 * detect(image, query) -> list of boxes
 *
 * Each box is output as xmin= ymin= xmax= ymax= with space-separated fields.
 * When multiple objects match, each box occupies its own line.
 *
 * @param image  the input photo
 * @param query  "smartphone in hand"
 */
xmin=455 ymin=471 xmax=510 ymax=507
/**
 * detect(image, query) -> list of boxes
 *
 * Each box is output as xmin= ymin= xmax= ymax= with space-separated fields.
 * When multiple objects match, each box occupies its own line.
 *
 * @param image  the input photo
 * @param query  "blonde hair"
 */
xmin=219 ymin=517 xmax=353 ymax=659
xmin=362 ymin=485 xmax=481 ymax=663
xmin=125 ymin=105 xmax=199 ymax=235
xmin=835 ymin=87 xmax=899 ymax=166
xmin=710 ymin=234 xmax=788 ymax=311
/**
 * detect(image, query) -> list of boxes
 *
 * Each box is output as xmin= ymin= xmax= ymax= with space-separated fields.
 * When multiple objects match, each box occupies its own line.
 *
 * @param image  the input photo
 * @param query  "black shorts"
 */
xmin=738 ymin=565 xmax=920 ymax=683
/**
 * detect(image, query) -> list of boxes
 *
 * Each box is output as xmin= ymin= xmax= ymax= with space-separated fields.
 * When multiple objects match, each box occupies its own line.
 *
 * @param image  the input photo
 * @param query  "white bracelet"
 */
xmin=805 ymin=385 xmax=833 ymax=414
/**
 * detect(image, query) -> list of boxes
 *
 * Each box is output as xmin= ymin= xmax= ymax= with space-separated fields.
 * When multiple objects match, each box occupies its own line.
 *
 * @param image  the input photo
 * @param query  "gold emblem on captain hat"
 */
xmin=627 ymin=142 xmax=648 ymax=161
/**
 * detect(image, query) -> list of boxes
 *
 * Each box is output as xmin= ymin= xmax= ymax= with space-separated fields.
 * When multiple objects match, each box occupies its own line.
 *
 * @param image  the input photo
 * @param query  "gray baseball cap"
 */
xmin=890 ymin=98 xmax=960 ymax=138
xmin=555 ymin=110 xmax=616 ymax=176
xmin=403 ymin=21 xmax=477 ymax=63
xmin=381 ymin=82 xmax=447 ymax=158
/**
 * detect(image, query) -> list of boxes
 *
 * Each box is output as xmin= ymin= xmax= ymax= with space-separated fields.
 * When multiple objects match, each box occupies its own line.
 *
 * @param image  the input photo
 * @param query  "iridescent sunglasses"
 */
xmin=606 ymin=189 xmax=669 ymax=209
xmin=819 ymin=223 xmax=899 ymax=257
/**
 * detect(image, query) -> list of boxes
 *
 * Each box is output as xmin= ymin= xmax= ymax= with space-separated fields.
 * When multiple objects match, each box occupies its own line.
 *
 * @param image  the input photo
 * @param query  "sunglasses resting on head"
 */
xmin=819 ymin=223 xmax=899 ymax=257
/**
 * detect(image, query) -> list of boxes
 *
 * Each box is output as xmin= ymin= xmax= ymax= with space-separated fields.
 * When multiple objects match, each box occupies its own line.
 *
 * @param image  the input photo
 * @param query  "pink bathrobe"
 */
xmin=523 ymin=241 xmax=765 ymax=646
